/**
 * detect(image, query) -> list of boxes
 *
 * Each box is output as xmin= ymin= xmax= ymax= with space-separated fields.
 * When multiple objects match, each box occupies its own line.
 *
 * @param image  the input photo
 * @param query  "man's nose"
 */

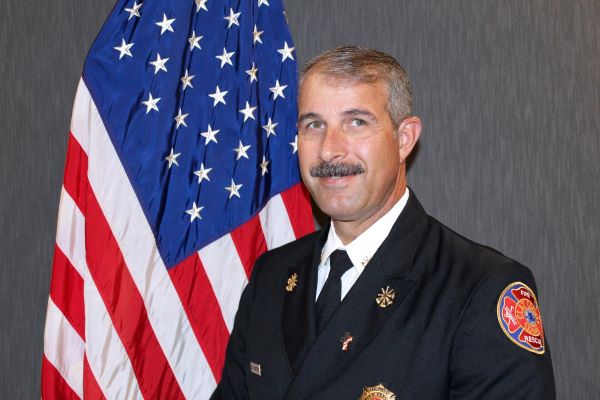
xmin=319 ymin=126 xmax=347 ymax=162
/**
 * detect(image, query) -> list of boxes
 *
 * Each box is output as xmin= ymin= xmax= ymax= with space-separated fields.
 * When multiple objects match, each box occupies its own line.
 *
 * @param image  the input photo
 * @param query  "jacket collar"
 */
xmin=375 ymin=190 xmax=429 ymax=279
xmin=282 ymin=224 xmax=329 ymax=373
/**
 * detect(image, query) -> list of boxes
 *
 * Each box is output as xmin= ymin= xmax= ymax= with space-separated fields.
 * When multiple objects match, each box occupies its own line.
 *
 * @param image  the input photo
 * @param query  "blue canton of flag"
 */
xmin=84 ymin=0 xmax=300 ymax=267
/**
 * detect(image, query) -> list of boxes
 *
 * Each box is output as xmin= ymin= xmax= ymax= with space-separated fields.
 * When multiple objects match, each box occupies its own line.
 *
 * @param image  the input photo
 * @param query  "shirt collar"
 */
xmin=320 ymin=188 xmax=410 ymax=272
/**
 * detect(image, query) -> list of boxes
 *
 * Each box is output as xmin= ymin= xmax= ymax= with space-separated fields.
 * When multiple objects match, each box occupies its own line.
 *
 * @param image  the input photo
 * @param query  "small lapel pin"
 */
xmin=361 ymin=255 xmax=371 ymax=267
xmin=250 ymin=362 xmax=262 ymax=376
xmin=376 ymin=286 xmax=396 ymax=308
xmin=285 ymin=273 xmax=298 ymax=292
xmin=340 ymin=332 xmax=353 ymax=351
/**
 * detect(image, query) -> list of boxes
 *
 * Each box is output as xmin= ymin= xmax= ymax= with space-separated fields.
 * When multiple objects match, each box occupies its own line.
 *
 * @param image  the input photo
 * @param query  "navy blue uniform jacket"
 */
xmin=212 ymin=193 xmax=555 ymax=399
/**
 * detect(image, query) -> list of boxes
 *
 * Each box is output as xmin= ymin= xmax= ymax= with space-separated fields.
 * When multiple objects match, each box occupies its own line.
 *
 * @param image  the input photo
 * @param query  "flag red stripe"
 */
xmin=63 ymin=133 xmax=88 ymax=213
xmin=85 ymin=189 xmax=185 ymax=400
xmin=83 ymin=355 xmax=106 ymax=400
xmin=229 ymin=215 xmax=268 ymax=277
xmin=280 ymin=183 xmax=315 ymax=239
xmin=41 ymin=356 xmax=80 ymax=400
xmin=168 ymin=253 xmax=230 ymax=381
xmin=49 ymin=245 xmax=85 ymax=339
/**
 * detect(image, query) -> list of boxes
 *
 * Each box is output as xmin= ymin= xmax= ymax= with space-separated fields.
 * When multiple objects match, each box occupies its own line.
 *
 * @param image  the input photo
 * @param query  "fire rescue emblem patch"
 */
xmin=497 ymin=282 xmax=545 ymax=354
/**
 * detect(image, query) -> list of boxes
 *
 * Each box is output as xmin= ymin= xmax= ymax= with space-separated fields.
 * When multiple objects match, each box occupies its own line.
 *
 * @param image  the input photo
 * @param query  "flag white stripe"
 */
xmin=54 ymin=187 xmax=142 ymax=399
xmin=70 ymin=80 xmax=91 ymax=153
xmin=55 ymin=187 xmax=86 ymax=278
xmin=198 ymin=234 xmax=249 ymax=332
xmin=43 ymin=299 xmax=84 ymax=398
xmin=79 ymin=81 xmax=216 ymax=398
xmin=259 ymin=194 xmax=296 ymax=250
xmin=84 ymin=278 xmax=143 ymax=400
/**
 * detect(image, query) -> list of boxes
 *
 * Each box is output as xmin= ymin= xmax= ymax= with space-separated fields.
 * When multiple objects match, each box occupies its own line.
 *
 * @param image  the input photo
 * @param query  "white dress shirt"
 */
xmin=316 ymin=188 xmax=410 ymax=301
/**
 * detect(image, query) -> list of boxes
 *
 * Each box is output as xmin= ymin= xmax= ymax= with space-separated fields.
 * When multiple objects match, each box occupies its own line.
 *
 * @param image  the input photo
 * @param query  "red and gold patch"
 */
xmin=497 ymin=282 xmax=545 ymax=354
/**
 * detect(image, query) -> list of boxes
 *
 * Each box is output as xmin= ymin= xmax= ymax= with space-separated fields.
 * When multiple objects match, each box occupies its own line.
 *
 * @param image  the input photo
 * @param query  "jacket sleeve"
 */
xmin=211 ymin=255 xmax=265 ymax=399
xmin=449 ymin=262 xmax=556 ymax=399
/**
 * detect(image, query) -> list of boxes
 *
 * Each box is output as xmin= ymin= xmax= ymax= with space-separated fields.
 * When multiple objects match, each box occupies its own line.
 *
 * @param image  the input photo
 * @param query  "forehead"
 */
xmin=298 ymin=72 xmax=389 ymax=113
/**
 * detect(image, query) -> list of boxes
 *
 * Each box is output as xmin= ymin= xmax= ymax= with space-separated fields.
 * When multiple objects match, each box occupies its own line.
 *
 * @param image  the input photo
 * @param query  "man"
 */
xmin=213 ymin=46 xmax=555 ymax=399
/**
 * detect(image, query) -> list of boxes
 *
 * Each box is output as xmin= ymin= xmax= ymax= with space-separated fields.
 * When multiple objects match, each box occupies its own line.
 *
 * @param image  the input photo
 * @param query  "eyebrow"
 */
xmin=297 ymin=112 xmax=322 ymax=124
xmin=298 ymin=108 xmax=377 ymax=124
xmin=341 ymin=108 xmax=377 ymax=120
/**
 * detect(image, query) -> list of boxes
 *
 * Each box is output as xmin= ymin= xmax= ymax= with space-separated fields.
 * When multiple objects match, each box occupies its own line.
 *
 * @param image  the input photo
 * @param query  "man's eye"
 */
xmin=350 ymin=118 xmax=367 ymax=127
xmin=307 ymin=121 xmax=323 ymax=129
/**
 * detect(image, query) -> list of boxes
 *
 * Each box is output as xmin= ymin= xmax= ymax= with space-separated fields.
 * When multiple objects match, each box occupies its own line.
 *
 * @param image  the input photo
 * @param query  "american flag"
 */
xmin=41 ymin=0 xmax=313 ymax=398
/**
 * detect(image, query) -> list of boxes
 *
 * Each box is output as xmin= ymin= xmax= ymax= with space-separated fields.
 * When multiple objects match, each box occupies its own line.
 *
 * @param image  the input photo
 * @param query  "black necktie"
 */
xmin=316 ymin=249 xmax=353 ymax=333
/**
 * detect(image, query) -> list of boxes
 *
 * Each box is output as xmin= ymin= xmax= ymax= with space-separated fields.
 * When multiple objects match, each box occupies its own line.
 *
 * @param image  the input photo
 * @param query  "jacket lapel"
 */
xmin=282 ymin=225 xmax=328 ymax=373
xmin=284 ymin=192 xmax=429 ymax=399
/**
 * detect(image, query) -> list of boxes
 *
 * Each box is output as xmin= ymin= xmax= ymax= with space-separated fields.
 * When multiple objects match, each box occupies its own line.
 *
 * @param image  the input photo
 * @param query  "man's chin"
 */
xmin=314 ymin=201 xmax=360 ymax=223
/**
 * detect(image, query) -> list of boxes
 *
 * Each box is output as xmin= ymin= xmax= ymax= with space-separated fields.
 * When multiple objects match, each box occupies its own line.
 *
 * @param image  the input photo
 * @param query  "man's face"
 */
xmin=297 ymin=72 xmax=408 ymax=227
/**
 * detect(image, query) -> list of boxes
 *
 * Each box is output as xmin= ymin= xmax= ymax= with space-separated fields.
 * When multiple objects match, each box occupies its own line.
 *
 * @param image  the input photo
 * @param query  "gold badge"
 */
xmin=376 ymin=286 xmax=395 ymax=308
xmin=285 ymin=273 xmax=298 ymax=292
xmin=359 ymin=383 xmax=396 ymax=400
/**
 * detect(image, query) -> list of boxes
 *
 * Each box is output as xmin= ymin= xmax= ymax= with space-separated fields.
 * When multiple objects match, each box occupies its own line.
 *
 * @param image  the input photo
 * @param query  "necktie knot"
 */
xmin=328 ymin=249 xmax=353 ymax=279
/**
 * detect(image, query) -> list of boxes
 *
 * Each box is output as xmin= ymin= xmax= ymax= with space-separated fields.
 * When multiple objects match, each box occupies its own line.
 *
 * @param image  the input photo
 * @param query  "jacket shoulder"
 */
xmin=250 ymin=229 xmax=323 ymax=278
xmin=424 ymin=215 xmax=527 ymax=275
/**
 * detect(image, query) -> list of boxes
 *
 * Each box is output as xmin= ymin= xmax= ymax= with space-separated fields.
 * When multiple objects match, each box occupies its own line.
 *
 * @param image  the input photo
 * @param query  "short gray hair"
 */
xmin=300 ymin=46 xmax=413 ymax=127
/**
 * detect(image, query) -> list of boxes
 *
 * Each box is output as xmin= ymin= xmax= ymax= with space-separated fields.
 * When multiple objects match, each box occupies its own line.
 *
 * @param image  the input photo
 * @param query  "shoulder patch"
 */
xmin=497 ymin=282 xmax=545 ymax=354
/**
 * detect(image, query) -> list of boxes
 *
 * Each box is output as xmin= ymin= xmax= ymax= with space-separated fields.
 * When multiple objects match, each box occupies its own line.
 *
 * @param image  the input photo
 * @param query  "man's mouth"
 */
xmin=309 ymin=162 xmax=365 ymax=178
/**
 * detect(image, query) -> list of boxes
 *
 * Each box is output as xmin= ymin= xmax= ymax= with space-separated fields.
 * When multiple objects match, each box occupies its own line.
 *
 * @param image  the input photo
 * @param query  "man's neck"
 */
xmin=332 ymin=183 xmax=408 ymax=244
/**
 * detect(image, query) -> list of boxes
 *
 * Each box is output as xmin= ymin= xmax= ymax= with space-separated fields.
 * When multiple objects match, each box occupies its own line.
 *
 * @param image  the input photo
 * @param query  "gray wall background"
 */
xmin=1 ymin=0 xmax=598 ymax=398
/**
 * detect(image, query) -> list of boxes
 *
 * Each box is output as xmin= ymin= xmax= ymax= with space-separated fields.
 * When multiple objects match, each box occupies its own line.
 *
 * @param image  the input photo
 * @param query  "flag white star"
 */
xmin=193 ymin=163 xmax=212 ymax=183
xmin=216 ymin=47 xmax=235 ymax=68
xmin=186 ymin=202 xmax=204 ymax=222
xmin=156 ymin=13 xmax=175 ymax=35
xmin=142 ymin=93 xmax=160 ymax=114
xmin=234 ymin=140 xmax=251 ymax=160
xmin=262 ymin=118 xmax=278 ymax=137
xmin=188 ymin=31 xmax=203 ymax=51
xmin=258 ymin=0 xmax=269 ymax=7
xmin=181 ymin=70 xmax=195 ymax=90
xmin=114 ymin=38 xmax=134 ymax=59
xmin=225 ymin=179 xmax=243 ymax=199
xmin=125 ymin=1 xmax=142 ymax=20
xmin=224 ymin=8 xmax=241 ymax=28
xmin=290 ymin=134 xmax=298 ymax=153
xmin=270 ymin=80 xmax=288 ymax=100
xmin=149 ymin=53 xmax=169 ymax=74
xmin=246 ymin=63 xmax=258 ymax=83
xmin=195 ymin=0 xmax=208 ymax=12
xmin=239 ymin=102 xmax=257 ymax=122
xmin=200 ymin=125 xmax=220 ymax=144
xmin=277 ymin=42 xmax=295 ymax=62
xmin=253 ymin=25 xmax=263 ymax=45
xmin=174 ymin=108 xmax=189 ymax=128
xmin=208 ymin=86 xmax=228 ymax=106
xmin=165 ymin=148 xmax=181 ymax=168
xmin=260 ymin=156 xmax=270 ymax=176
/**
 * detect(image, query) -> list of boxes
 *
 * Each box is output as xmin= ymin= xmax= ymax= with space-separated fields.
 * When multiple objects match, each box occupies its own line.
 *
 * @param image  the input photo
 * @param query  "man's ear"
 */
xmin=397 ymin=116 xmax=422 ymax=162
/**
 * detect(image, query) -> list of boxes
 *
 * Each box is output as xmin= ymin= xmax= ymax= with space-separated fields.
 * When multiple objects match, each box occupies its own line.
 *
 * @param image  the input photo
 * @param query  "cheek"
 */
xmin=298 ymin=139 xmax=319 ymax=167
xmin=354 ymin=138 xmax=400 ymax=180
xmin=297 ymin=150 xmax=310 ymax=176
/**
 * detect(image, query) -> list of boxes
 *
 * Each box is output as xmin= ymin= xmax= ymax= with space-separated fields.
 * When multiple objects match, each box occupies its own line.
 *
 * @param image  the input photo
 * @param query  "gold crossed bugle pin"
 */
xmin=285 ymin=273 xmax=298 ymax=292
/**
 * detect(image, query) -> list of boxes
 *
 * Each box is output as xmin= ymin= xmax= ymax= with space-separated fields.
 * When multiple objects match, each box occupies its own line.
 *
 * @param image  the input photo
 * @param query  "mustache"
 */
xmin=309 ymin=162 xmax=365 ymax=178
